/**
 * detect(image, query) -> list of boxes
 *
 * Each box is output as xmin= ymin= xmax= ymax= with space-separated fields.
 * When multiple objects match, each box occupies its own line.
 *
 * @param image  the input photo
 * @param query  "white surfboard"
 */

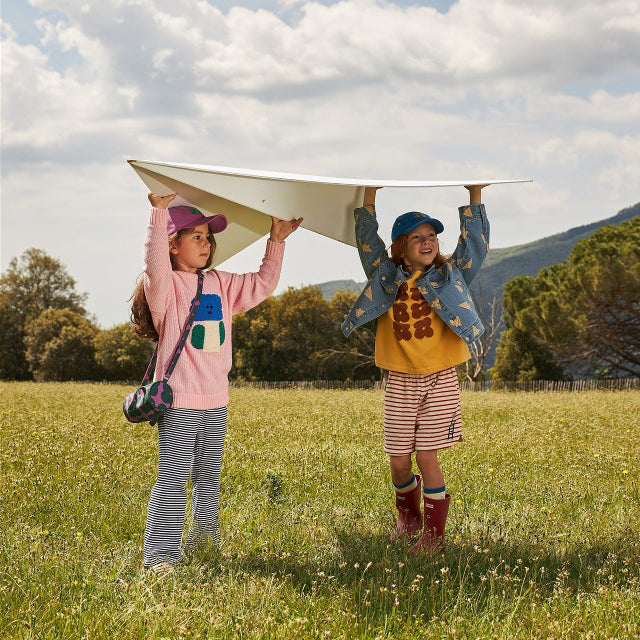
xmin=128 ymin=159 xmax=531 ymax=266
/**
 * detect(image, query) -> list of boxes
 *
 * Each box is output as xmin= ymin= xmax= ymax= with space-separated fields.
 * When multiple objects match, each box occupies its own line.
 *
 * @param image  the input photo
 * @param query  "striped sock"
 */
xmin=424 ymin=485 xmax=446 ymax=500
xmin=393 ymin=474 xmax=417 ymax=493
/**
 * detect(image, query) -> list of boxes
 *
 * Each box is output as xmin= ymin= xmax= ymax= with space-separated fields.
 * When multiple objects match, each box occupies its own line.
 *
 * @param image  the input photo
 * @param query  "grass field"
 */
xmin=1 ymin=383 xmax=639 ymax=639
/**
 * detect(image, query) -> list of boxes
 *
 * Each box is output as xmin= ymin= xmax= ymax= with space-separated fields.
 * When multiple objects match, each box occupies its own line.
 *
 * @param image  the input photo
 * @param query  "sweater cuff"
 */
xmin=150 ymin=207 xmax=169 ymax=225
xmin=265 ymin=238 xmax=286 ymax=259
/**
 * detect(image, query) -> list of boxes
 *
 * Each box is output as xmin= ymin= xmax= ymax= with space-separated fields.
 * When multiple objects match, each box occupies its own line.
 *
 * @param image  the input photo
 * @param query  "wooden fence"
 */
xmin=229 ymin=379 xmax=385 ymax=390
xmin=230 ymin=378 xmax=640 ymax=392
xmin=459 ymin=378 xmax=640 ymax=392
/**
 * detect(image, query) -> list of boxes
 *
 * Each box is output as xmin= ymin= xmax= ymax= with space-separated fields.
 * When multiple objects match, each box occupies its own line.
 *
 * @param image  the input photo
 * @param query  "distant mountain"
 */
xmin=471 ymin=202 xmax=640 ymax=300
xmin=312 ymin=279 xmax=365 ymax=299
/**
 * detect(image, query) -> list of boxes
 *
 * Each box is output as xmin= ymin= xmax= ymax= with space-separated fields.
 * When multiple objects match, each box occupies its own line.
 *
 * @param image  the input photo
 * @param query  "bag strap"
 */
xmin=140 ymin=270 xmax=205 ymax=385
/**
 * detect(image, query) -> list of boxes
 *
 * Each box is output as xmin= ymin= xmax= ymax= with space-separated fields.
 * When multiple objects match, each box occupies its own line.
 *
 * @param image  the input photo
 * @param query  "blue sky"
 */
xmin=2 ymin=0 xmax=639 ymax=327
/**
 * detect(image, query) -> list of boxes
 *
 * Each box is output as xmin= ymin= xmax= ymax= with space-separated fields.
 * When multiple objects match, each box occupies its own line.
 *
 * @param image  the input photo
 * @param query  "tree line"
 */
xmin=0 ymin=249 xmax=154 ymax=382
xmin=1 ymin=217 xmax=637 ymax=383
xmin=0 ymin=249 xmax=377 ymax=383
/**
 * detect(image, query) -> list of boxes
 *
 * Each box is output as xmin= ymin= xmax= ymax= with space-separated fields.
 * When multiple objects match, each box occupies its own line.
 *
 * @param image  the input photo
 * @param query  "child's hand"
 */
xmin=464 ymin=185 xmax=488 ymax=205
xmin=363 ymin=186 xmax=381 ymax=207
xmin=270 ymin=216 xmax=303 ymax=243
xmin=148 ymin=192 xmax=177 ymax=208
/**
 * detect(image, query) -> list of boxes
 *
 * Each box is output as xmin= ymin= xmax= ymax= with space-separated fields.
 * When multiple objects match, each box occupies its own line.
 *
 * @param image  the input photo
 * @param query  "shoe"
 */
xmin=409 ymin=493 xmax=450 ymax=554
xmin=146 ymin=561 xmax=175 ymax=575
xmin=390 ymin=474 xmax=423 ymax=542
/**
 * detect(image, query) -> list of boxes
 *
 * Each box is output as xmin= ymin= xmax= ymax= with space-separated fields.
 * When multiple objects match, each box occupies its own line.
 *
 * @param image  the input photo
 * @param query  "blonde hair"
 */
xmin=130 ymin=228 xmax=216 ymax=341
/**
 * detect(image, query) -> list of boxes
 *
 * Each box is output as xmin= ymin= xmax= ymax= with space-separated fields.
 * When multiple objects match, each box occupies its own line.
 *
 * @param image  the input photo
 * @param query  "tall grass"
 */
xmin=1 ymin=383 xmax=638 ymax=639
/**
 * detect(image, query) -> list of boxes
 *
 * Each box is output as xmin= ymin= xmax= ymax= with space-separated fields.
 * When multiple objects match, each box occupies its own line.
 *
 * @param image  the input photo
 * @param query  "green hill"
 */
xmin=471 ymin=202 xmax=640 ymax=301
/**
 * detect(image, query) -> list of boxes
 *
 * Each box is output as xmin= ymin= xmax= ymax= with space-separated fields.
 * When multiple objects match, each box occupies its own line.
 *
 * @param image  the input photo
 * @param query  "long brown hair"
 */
xmin=389 ymin=234 xmax=446 ymax=271
xmin=130 ymin=228 xmax=216 ymax=341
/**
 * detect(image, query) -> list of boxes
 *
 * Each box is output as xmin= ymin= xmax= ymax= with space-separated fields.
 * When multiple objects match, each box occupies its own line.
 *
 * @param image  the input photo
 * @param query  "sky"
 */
xmin=2 ymin=0 xmax=639 ymax=327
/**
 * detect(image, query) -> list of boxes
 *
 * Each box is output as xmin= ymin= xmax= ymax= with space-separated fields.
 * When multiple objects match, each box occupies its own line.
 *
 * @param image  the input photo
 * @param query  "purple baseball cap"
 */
xmin=167 ymin=205 xmax=228 ymax=236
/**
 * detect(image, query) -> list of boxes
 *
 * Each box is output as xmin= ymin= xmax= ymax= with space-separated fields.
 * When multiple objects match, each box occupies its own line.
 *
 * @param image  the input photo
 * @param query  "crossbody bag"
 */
xmin=122 ymin=269 xmax=204 ymax=426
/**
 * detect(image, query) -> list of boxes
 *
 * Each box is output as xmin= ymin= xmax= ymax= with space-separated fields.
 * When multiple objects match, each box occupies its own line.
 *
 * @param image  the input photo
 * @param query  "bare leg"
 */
xmin=415 ymin=449 xmax=444 ymax=489
xmin=388 ymin=454 xmax=414 ymax=486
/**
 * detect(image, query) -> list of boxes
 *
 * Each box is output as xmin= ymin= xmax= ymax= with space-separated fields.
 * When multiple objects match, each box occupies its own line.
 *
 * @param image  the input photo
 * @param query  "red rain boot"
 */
xmin=409 ymin=493 xmax=450 ymax=554
xmin=390 ymin=475 xmax=423 ymax=542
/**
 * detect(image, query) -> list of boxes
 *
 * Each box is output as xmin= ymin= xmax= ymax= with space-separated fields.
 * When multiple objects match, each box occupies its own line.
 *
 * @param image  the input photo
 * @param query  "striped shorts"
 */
xmin=383 ymin=367 xmax=463 ymax=455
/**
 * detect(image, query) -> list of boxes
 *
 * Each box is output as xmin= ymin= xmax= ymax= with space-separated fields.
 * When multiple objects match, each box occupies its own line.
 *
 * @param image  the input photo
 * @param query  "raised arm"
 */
xmin=354 ymin=186 xmax=389 ymax=279
xmin=466 ymin=185 xmax=484 ymax=206
xmin=269 ymin=214 xmax=303 ymax=243
xmin=363 ymin=186 xmax=379 ymax=207
xmin=226 ymin=215 xmax=302 ymax=315
xmin=143 ymin=193 xmax=176 ymax=314
xmin=448 ymin=185 xmax=490 ymax=285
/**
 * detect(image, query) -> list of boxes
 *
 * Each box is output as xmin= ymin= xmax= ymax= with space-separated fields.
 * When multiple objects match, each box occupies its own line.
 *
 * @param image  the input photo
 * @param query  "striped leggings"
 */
xmin=144 ymin=406 xmax=227 ymax=567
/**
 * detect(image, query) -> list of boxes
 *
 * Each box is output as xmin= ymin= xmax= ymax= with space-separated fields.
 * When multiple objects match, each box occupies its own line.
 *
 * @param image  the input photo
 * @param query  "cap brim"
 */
xmin=430 ymin=218 xmax=444 ymax=234
xmin=402 ymin=217 xmax=444 ymax=237
xmin=205 ymin=214 xmax=228 ymax=234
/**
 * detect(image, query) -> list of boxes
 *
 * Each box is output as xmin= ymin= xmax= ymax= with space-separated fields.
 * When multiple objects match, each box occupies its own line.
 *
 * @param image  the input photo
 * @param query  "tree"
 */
xmin=0 ymin=297 xmax=30 ymax=379
xmin=24 ymin=309 xmax=99 ymax=381
xmin=231 ymin=287 xmax=379 ymax=381
xmin=0 ymin=248 xmax=87 ymax=322
xmin=0 ymin=248 xmax=88 ymax=379
xmin=311 ymin=291 xmax=378 ymax=380
xmin=491 ymin=218 xmax=640 ymax=382
xmin=490 ymin=273 xmax=566 ymax=384
xmin=520 ymin=219 xmax=640 ymax=376
xmin=232 ymin=297 xmax=281 ymax=380
xmin=94 ymin=323 xmax=155 ymax=381
xmin=271 ymin=286 xmax=337 ymax=379
xmin=232 ymin=287 xmax=337 ymax=380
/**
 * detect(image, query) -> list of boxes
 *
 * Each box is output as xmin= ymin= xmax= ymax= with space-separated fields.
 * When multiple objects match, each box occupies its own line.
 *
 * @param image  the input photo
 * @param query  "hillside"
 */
xmin=471 ymin=202 xmax=640 ymax=300
xmin=310 ymin=279 xmax=365 ymax=299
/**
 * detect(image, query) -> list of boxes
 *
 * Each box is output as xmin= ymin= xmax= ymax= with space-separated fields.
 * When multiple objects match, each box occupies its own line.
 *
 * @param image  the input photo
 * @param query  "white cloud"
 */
xmin=18 ymin=0 xmax=640 ymax=98
xmin=2 ymin=0 xmax=639 ymax=326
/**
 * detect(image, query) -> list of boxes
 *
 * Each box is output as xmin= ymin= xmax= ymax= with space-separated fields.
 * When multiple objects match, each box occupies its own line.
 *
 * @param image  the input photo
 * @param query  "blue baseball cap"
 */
xmin=391 ymin=211 xmax=444 ymax=242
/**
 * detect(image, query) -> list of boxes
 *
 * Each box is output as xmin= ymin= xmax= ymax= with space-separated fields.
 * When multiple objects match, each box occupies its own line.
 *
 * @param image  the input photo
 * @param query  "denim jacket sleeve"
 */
xmin=354 ymin=204 xmax=390 ymax=279
xmin=447 ymin=204 xmax=490 ymax=286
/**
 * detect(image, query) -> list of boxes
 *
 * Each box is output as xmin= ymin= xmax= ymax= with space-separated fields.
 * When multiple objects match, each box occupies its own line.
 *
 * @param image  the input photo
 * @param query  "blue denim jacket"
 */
xmin=341 ymin=203 xmax=490 ymax=346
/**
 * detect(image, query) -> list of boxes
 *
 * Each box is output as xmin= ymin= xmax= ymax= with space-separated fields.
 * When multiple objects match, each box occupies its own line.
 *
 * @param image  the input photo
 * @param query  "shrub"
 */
xmin=24 ymin=309 xmax=100 ymax=381
xmin=94 ymin=323 xmax=155 ymax=381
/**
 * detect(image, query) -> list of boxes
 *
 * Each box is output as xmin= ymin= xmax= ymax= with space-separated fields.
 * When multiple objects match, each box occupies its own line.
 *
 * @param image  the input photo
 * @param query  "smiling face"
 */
xmin=170 ymin=224 xmax=213 ymax=272
xmin=402 ymin=222 xmax=439 ymax=272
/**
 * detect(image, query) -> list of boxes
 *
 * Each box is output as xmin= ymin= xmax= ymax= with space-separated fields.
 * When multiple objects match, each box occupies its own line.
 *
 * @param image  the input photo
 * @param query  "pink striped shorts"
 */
xmin=383 ymin=367 xmax=463 ymax=455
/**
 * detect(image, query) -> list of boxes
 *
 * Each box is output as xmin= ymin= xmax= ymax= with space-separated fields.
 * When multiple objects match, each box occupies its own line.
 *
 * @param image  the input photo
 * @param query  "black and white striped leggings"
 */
xmin=144 ymin=406 xmax=227 ymax=567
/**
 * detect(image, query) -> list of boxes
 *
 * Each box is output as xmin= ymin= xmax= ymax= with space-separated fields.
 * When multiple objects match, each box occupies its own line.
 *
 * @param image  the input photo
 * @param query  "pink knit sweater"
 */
xmin=143 ymin=207 xmax=285 ymax=409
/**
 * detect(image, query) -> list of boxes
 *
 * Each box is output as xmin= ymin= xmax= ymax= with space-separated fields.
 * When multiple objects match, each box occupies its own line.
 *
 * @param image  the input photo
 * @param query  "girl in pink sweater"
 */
xmin=131 ymin=192 xmax=302 ymax=572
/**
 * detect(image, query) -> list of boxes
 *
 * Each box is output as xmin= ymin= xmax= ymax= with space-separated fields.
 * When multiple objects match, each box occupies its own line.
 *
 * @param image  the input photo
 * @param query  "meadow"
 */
xmin=1 ymin=383 xmax=638 ymax=639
